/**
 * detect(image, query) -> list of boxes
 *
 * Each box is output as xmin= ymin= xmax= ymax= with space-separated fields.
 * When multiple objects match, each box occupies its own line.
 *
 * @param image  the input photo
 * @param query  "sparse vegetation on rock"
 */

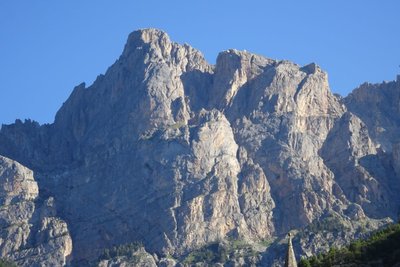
xmin=299 ymin=223 xmax=400 ymax=267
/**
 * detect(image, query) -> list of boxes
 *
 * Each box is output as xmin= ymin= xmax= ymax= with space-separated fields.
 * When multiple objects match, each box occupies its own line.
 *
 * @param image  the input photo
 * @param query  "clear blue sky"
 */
xmin=1 ymin=1 xmax=399 ymax=125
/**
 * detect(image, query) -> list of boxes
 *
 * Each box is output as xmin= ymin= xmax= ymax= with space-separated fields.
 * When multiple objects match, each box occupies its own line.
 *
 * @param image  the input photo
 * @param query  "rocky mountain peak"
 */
xmin=344 ymin=76 xmax=400 ymax=151
xmin=122 ymin=28 xmax=171 ymax=58
xmin=129 ymin=28 xmax=170 ymax=45
xmin=122 ymin=28 xmax=210 ymax=73
xmin=1 ymin=29 xmax=399 ymax=266
xmin=212 ymin=49 xmax=276 ymax=109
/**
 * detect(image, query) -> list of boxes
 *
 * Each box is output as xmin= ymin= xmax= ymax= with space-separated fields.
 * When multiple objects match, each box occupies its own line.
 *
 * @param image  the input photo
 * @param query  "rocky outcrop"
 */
xmin=320 ymin=112 xmax=400 ymax=218
xmin=0 ymin=28 xmax=399 ymax=265
xmin=344 ymin=78 xmax=400 ymax=151
xmin=222 ymin=52 xmax=347 ymax=232
xmin=97 ymin=247 xmax=157 ymax=267
xmin=0 ymin=155 xmax=72 ymax=266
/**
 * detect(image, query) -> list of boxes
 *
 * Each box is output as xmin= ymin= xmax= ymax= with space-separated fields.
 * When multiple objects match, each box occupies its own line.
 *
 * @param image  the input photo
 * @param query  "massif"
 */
xmin=1 ymin=29 xmax=399 ymax=266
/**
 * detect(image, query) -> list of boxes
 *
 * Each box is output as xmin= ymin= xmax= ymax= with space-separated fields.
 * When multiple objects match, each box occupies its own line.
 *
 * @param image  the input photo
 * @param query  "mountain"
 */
xmin=0 ymin=28 xmax=399 ymax=266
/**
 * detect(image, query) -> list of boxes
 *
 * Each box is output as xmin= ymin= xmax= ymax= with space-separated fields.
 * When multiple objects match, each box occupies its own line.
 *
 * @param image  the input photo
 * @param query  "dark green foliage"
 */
xmin=182 ymin=240 xmax=257 ymax=265
xmin=99 ymin=241 xmax=143 ymax=260
xmin=299 ymin=257 xmax=312 ymax=267
xmin=298 ymin=215 xmax=349 ymax=240
xmin=307 ymin=215 xmax=348 ymax=233
xmin=299 ymin=223 xmax=400 ymax=267
xmin=0 ymin=259 xmax=17 ymax=267
xmin=183 ymin=243 xmax=228 ymax=264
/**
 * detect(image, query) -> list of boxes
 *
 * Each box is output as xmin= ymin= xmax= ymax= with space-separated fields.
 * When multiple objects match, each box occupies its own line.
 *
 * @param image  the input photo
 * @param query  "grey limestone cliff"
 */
xmin=0 ymin=155 xmax=72 ymax=266
xmin=0 ymin=29 xmax=399 ymax=266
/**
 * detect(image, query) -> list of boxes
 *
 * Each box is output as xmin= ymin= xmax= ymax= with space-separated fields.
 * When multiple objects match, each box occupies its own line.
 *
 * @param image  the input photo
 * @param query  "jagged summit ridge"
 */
xmin=0 ymin=28 xmax=399 ymax=266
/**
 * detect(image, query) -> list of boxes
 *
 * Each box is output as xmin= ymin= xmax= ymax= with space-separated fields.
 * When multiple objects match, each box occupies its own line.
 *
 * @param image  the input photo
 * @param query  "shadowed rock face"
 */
xmin=344 ymin=78 xmax=400 ymax=151
xmin=0 ymin=29 xmax=399 ymax=265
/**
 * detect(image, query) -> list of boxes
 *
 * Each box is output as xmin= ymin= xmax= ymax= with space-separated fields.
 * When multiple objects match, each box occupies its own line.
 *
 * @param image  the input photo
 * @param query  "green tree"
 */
xmin=299 ymin=258 xmax=312 ymax=267
xmin=0 ymin=259 xmax=17 ymax=267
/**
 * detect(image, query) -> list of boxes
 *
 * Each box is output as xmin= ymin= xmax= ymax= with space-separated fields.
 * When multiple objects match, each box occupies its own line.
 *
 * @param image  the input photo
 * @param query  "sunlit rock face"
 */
xmin=0 ymin=29 xmax=399 ymax=265
xmin=0 ymin=155 xmax=72 ymax=266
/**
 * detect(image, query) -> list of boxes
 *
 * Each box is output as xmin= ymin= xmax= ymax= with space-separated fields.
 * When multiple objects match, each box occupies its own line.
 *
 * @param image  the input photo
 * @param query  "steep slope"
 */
xmin=1 ymin=29 xmax=252 ymax=264
xmin=320 ymin=112 xmax=400 ymax=219
xmin=298 ymin=222 xmax=400 ymax=267
xmin=344 ymin=76 xmax=400 ymax=151
xmin=0 ymin=155 xmax=72 ymax=266
xmin=0 ymin=29 xmax=399 ymax=265
xmin=214 ymin=50 xmax=347 ymax=232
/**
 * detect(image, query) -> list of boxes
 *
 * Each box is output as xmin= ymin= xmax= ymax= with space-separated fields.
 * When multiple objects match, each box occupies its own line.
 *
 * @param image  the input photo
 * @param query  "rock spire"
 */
xmin=285 ymin=233 xmax=297 ymax=267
